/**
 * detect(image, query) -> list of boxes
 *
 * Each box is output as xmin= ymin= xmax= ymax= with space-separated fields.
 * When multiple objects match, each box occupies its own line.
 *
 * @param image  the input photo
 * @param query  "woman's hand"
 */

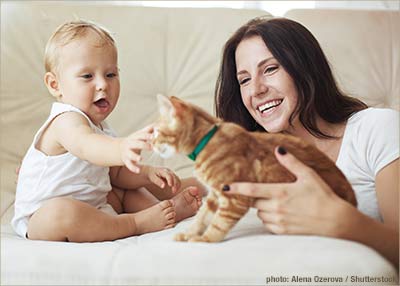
xmin=225 ymin=146 xmax=357 ymax=237
xmin=143 ymin=166 xmax=181 ymax=194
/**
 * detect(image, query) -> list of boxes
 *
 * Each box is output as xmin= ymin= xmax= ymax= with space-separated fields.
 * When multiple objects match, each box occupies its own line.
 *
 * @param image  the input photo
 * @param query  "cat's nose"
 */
xmin=153 ymin=128 xmax=159 ymax=138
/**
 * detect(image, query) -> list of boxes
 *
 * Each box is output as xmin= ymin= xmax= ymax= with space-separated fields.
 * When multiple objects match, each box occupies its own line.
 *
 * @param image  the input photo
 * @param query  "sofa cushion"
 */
xmin=1 ymin=209 xmax=398 ymax=285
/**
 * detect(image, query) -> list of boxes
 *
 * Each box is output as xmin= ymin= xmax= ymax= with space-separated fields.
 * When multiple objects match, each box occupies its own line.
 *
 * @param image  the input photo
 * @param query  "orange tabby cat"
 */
xmin=153 ymin=94 xmax=357 ymax=243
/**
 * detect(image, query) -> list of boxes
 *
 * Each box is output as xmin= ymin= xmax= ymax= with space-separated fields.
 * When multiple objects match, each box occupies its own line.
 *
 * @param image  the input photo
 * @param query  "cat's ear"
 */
xmin=157 ymin=94 xmax=186 ymax=119
xmin=157 ymin=94 xmax=176 ymax=117
xmin=170 ymin=96 xmax=186 ymax=116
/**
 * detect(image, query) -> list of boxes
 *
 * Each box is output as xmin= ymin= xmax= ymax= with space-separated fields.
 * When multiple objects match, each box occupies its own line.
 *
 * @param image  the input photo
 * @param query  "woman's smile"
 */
xmin=256 ymin=98 xmax=284 ymax=117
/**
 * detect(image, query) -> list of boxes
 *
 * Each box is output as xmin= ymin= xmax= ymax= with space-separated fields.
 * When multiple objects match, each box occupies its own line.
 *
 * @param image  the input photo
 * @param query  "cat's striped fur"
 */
xmin=153 ymin=95 xmax=357 ymax=242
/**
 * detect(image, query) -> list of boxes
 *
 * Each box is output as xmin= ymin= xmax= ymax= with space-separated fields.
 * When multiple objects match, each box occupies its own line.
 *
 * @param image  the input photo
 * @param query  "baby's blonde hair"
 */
xmin=44 ymin=20 xmax=116 ymax=73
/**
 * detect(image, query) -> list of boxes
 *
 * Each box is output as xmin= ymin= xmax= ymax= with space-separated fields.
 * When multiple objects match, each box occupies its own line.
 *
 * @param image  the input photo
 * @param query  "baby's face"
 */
xmin=54 ymin=31 xmax=120 ymax=126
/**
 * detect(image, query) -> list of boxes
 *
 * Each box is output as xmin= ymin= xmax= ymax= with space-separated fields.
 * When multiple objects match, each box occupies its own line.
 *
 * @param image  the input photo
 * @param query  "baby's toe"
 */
xmin=159 ymin=199 xmax=173 ymax=210
xmin=165 ymin=211 xmax=176 ymax=221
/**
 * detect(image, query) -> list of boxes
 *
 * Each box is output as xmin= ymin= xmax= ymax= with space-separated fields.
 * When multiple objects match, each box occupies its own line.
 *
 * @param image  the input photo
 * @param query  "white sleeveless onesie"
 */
xmin=12 ymin=102 xmax=117 ymax=238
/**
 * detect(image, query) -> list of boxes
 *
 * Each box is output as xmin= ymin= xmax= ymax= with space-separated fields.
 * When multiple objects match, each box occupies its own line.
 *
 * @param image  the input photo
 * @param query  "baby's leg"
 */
xmin=171 ymin=186 xmax=202 ymax=222
xmin=146 ymin=177 xmax=209 ymax=222
xmin=27 ymin=197 xmax=175 ymax=242
xmin=121 ymin=187 xmax=161 ymax=213
xmin=116 ymin=177 xmax=207 ymax=224
xmin=145 ymin=177 xmax=208 ymax=200
xmin=111 ymin=187 xmax=178 ymax=233
xmin=120 ymin=177 xmax=207 ymax=213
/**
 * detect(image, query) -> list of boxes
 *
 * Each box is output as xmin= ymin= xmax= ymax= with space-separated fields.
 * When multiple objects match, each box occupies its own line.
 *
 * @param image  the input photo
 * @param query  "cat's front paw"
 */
xmin=188 ymin=235 xmax=211 ymax=243
xmin=174 ymin=232 xmax=189 ymax=242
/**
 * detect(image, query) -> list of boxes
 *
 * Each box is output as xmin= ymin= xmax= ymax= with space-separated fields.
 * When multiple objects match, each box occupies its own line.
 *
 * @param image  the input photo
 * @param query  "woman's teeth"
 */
xmin=258 ymin=99 xmax=283 ymax=113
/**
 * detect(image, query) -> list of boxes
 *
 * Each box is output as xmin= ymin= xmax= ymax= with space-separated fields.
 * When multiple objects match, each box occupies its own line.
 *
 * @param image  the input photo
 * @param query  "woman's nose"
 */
xmin=251 ymin=77 xmax=268 ymax=98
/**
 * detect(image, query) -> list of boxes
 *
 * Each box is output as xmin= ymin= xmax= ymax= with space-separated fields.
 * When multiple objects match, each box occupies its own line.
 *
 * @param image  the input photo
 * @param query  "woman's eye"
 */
xmin=239 ymin=78 xmax=250 ymax=85
xmin=81 ymin=74 xmax=92 ymax=79
xmin=264 ymin=66 xmax=278 ymax=74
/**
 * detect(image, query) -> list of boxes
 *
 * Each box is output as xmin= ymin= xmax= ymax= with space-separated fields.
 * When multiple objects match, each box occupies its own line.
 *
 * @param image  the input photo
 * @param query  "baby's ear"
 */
xmin=44 ymin=72 xmax=61 ymax=99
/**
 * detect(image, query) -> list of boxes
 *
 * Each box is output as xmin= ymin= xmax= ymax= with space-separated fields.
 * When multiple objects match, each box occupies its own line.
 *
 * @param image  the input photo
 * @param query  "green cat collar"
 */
xmin=188 ymin=125 xmax=218 ymax=161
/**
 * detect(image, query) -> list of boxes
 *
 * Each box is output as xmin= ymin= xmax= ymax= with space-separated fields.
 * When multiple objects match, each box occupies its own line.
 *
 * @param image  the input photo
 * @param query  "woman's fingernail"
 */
xmin=222 ymin=185 xmax=230 ymax=191
xmin=278 ymin=146 xmax=287 ymax=155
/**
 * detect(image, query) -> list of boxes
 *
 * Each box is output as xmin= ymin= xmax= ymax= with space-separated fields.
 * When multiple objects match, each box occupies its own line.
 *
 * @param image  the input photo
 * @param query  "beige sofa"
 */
xmin=1 ymin=2 xmax=399 ymax=285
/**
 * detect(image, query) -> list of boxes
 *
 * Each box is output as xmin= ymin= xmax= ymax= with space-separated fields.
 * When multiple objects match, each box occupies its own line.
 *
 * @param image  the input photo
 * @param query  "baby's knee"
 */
xmin=27 ymin=197 xmax=82 ymax=241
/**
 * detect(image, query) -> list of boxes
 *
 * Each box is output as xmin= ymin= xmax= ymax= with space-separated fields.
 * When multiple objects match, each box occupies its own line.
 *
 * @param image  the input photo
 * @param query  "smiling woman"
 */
xmin=216 ymin=17 xmax=368 ymax=137
xmin=235 ymin=36 xmax=298 ymax=134
xmin=215 ymin=17 xmax=399 ymax=267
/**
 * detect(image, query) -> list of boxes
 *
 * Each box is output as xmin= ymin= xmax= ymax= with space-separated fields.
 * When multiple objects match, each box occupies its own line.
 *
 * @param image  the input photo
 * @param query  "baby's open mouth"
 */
xmin=94 ymin=98 xmax=109 ymax=108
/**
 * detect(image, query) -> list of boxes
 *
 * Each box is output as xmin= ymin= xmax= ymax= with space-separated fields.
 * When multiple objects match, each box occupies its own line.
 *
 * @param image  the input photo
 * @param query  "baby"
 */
xmin=12 ymin=20 xmax=205 ymax=242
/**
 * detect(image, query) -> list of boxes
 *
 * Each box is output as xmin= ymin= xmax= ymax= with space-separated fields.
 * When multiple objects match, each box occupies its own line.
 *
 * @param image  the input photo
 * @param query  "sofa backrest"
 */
xmin=284 ymin=9 xmax=399 ymax=110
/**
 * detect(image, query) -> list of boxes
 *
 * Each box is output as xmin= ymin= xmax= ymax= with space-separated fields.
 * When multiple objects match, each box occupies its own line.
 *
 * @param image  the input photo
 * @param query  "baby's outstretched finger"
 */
xmin=128 ymin=140 xmax=152 ymax=151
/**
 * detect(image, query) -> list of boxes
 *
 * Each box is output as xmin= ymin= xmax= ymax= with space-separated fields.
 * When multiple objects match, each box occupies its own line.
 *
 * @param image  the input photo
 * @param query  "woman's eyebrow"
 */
xmin=236 ymin=56 xmax=275 ymax=76
xmin=257 ymin=57 xmax=275 ymax=68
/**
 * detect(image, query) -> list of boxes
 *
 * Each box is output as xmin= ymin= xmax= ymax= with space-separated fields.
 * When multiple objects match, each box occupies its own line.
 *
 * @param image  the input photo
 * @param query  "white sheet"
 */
xmin=1 ymin=209 xmax=398 ymax=285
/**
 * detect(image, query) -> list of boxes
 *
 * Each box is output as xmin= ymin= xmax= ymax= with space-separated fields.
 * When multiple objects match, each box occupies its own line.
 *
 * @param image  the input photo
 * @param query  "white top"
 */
xmin=12 ymin=103 xmax=116 ymax=238
xmin=336 ymin=108 xmax=399 ymax=221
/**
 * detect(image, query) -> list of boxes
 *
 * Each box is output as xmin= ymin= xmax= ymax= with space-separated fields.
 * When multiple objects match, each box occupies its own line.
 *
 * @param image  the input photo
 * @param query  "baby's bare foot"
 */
xmin=172 ymin=186 xmax=202 ymax=222
xmin=134 ymin=200 xmax=175 ymax=234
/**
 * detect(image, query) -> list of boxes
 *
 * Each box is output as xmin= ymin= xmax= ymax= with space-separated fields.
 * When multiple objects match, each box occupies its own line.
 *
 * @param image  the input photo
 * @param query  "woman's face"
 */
xmin=235 ymin=36 xmax=298 ymax=133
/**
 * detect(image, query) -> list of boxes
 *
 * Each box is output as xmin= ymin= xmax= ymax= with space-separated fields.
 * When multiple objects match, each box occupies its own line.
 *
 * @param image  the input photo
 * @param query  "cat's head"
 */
xmin=153 ymin=94 xmax=219 ymax=158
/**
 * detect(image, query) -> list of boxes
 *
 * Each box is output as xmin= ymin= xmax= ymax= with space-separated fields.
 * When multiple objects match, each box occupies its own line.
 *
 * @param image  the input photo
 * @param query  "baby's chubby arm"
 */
xmin=53 ymin=112 xmax=153 ymax=172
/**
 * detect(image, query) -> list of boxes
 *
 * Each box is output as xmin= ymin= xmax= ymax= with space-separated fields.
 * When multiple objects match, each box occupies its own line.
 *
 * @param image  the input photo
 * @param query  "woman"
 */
xmin=215 ymin=17 xmax=398 ymax=267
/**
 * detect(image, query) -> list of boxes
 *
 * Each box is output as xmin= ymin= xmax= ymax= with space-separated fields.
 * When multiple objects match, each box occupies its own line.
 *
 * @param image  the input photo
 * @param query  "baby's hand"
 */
xmin=145 ymin=166 xmax=181 ymax=194
xmin=120 ymin=125 xmax=154 ymax=173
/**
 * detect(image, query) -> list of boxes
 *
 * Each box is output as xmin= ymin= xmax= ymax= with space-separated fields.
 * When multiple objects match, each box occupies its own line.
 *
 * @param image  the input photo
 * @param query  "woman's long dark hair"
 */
xmin=214 ymin=17 xmax=367 ymax=138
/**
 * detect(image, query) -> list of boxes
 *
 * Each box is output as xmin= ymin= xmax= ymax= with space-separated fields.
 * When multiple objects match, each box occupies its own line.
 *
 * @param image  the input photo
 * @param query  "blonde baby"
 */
xmin=12 ymin=20 xmax=205 ymax=242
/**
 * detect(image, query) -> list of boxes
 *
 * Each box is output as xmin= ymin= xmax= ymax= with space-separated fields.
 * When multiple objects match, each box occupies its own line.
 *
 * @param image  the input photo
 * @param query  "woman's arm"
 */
xmin=225 ymin=147 xmax=399 ymax=268
xmin=337 ymin=201 xmax=399 ymax=269
xmin=375 ymin=159 xmax=399 ymax=231
xmin=339 ymin=160 xmax=399 ymax=265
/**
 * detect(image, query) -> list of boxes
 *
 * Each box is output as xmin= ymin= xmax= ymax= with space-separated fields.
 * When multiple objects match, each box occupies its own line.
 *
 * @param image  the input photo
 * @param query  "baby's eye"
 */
xmin=264 ymin=66 xmax=278 ymax=75
xmin=81 ymin=74 xmax=92 ymax=79
xmin=106 ymin=73 xmax=117 ymax=78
